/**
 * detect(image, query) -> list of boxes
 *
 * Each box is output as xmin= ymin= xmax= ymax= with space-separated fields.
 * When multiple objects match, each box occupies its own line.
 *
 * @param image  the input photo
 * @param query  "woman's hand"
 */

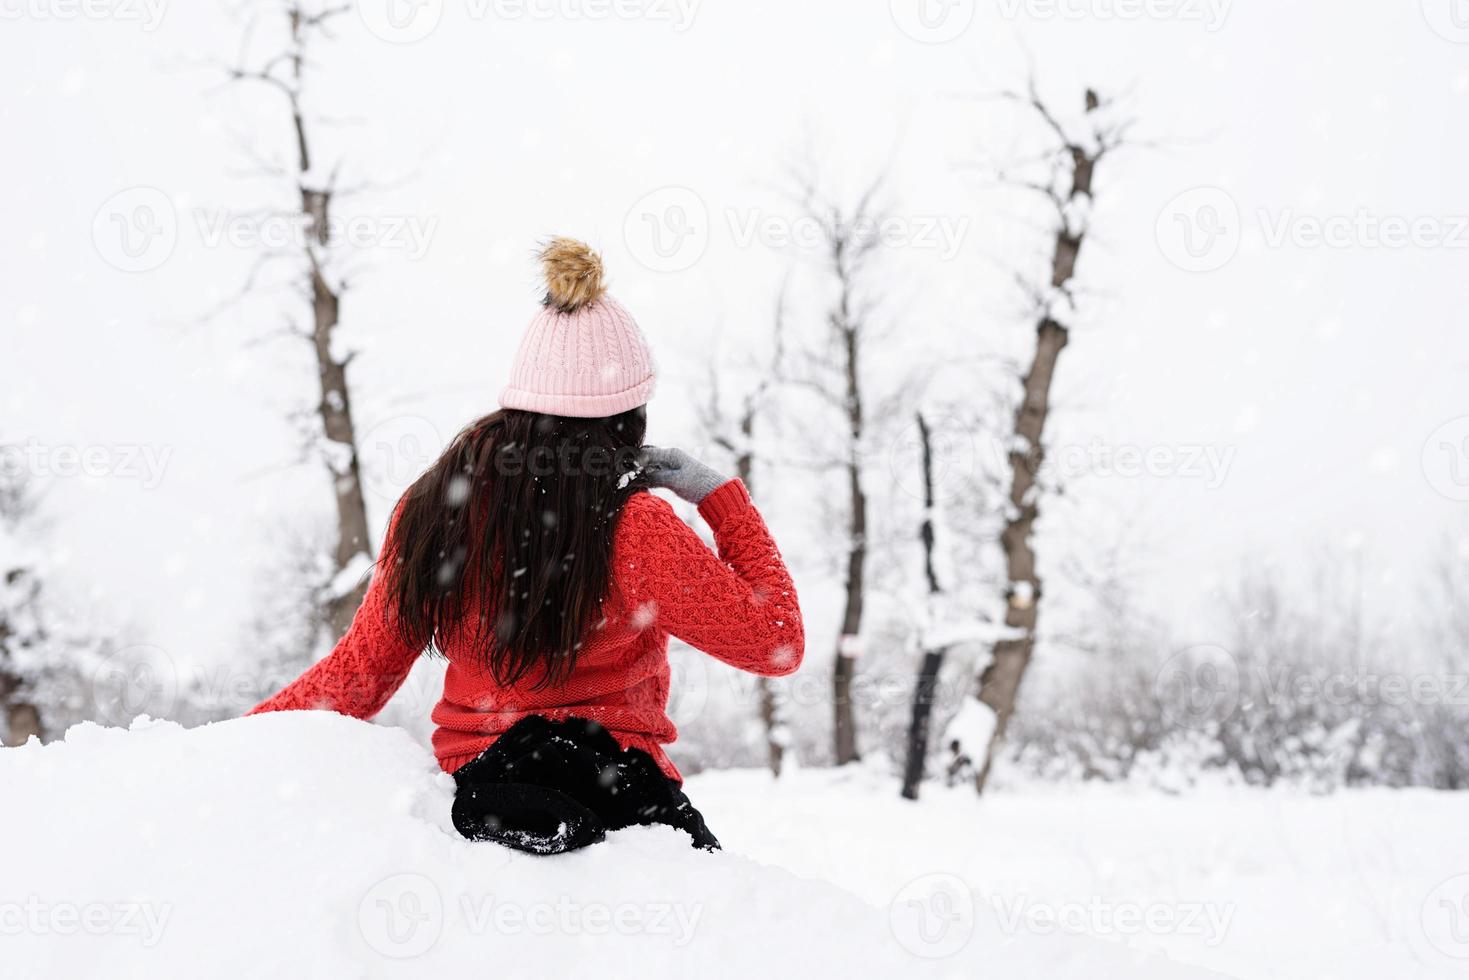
xmin=639 ymin=447 xmax=729 ymax=504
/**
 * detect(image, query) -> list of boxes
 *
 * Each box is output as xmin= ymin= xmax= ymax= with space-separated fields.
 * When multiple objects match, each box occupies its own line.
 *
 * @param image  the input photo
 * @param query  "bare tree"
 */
xmin=784 ymin=167 xmax=891 ymax=766
xmin=698 ymin=284 xmax=790 ymax=776
xmin=0 ymin=462 xmax=46 ymax=745
xmin=900 ymin=411 xmax=947 ymax=799
xmin=966 ymin=81 xmax=1134 ymax=793
xmin=223 ymin=2 xmax=373 ymax=639
xmin=0 ymin=578 xmax=45 ymax=746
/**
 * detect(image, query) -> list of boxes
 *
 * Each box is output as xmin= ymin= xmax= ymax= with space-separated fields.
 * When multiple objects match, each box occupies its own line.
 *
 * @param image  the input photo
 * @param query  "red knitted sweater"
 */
xmin=248 ymin=479 xmax=803 ymax=782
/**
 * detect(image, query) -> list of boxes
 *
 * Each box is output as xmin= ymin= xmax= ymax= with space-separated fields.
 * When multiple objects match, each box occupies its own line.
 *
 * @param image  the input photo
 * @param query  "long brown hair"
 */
xmin=382 ymin=407 xmax=647 ymax=687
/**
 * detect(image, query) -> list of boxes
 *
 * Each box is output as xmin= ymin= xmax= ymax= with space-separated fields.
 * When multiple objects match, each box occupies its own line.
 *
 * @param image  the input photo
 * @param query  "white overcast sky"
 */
xmin=3 ymin=1 xmax=1467 ymax=673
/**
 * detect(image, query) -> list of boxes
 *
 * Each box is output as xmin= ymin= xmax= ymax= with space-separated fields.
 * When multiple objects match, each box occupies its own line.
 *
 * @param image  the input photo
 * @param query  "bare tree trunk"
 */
xmin=234 ymin=5 xmax=373 ymax=639
xmin=972 ymin=86 xmax=1124 ymax=793
xmin=701 ymin=285 xmax=791 ymax=776
xmin=901 ymin=412 xmax=944 ymax=799
xmin=306 ymin=188 xmax=371 ymax=638
xmin=0 ymin=565 xmax=45 ymax=745
xmin=784 ymin=167 xmax=885 ymax=767
xmin=973 ymin=317 xmax=1067 ymax=790
xmin=0 ymin=669 xmax=43 ymax=746
xmin=833 ymin=312 xmax=866 ymax=765
xmin=734 ymin=431 xmax=786 ymax=778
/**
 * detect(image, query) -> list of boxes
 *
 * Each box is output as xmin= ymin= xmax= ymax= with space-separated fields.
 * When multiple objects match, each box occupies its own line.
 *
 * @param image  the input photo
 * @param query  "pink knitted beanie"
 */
xmin=498 ymin=238 xmax=656 ymax=418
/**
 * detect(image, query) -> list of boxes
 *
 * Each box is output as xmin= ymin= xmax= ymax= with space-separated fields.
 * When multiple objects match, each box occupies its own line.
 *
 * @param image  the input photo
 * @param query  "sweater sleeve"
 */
xmin=614 ymin=481 xmax=804 ymax=677
xmin=247 ymin=550 xmax=421 ymax=720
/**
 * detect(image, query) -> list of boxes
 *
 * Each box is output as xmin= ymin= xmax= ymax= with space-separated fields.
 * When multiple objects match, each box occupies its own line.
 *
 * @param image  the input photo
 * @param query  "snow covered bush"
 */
xmin=1000 ymin=564 xmax=1469 ymax=791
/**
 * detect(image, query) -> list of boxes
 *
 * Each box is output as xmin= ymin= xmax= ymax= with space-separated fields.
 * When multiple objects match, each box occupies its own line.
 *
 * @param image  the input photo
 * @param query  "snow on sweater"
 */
xmin=248 ymin=479 xmax=803 ymax=782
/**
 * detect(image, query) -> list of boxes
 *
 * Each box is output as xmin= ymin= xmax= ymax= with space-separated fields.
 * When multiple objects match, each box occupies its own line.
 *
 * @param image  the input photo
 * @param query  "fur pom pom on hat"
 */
xmin=498 ymin=238 xmax=656 ymax=418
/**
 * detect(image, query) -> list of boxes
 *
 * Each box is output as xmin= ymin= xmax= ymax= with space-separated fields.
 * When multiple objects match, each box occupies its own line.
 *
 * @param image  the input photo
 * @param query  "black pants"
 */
xmin=451 ymin=715 xmax=719 ymax=855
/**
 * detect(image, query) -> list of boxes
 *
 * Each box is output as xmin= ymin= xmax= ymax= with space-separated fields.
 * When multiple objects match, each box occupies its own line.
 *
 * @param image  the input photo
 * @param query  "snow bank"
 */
xmin=0 ymin=714 xmax=1221 ymax=979
xmin=696 ymin=769 xmax=1469 ymax=980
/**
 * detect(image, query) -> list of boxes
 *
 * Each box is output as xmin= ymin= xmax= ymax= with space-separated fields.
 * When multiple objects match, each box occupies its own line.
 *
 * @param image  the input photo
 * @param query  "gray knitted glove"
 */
xmin=640 ymin=446 xmax=728 ymax=504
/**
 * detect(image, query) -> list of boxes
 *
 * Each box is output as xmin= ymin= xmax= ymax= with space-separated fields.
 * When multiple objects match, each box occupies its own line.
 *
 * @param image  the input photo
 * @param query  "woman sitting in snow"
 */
xmin=250 ymin=238 xmax=804 ymax=855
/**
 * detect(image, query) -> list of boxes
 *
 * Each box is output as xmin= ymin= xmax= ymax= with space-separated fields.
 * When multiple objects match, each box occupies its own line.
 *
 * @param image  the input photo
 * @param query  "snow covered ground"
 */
xmin=3 ymin=714 xmax=1465 ymax=979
